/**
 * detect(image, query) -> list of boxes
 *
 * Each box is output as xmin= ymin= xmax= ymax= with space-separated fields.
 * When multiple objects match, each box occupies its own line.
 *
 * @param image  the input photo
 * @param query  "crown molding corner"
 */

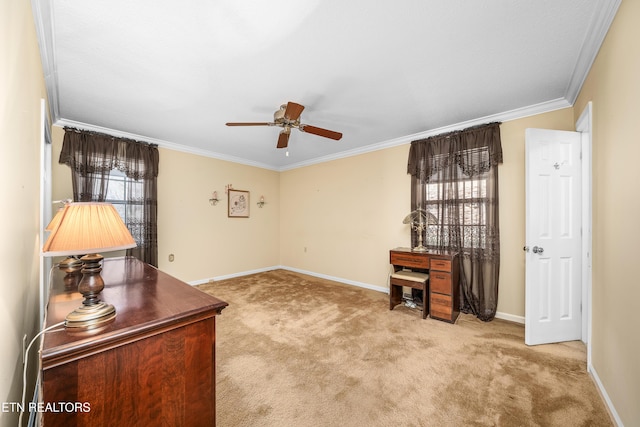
xmin=564 ymin=0 xmax=622 ymax=105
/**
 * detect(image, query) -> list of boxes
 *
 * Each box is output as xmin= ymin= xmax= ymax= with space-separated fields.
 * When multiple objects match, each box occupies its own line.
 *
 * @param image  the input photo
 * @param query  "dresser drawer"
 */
xmin=390 ymin=251 xmax=429 ymax=269
xmin=430 ymin=258 xmax=452 ymax=272
xmin=430 ymin=294 xmax=453 ymax=319
xmin=430 ymin=272 xmax=452 ymax=294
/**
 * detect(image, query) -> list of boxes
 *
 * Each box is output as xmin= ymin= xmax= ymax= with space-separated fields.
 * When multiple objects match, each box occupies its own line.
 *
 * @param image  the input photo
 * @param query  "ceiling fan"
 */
xmin=226 ymin=102 xmax=343 ymax=149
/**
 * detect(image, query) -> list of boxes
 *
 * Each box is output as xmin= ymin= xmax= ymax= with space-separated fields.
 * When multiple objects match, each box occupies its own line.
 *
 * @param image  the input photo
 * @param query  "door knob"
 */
xmin=532 ymin=246 xmax=544 ymax=254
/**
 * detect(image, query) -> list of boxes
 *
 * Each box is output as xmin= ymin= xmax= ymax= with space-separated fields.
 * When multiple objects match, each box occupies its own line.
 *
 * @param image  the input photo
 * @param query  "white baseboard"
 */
xmin=187 ymin=265 xmax=280 ymax=286
xmin=190 ymin=265 xmax=389 ymax=293
xmin=280 ymin=266 xmax=389 ymax=294
xmin=494 ymin=311 xmax=525 ymax=324
xmin=588 ymin=363 xmax=623 ymax=426
xmin=191 ymin=267 xmax=527 ymax=325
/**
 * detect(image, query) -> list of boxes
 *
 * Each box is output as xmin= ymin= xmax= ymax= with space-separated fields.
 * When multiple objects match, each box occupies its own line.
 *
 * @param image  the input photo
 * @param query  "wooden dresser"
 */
xmin=389 ymin=248 xmax=460 ymax=323
xmin=40 ymin=256 xmax=228 ymax=427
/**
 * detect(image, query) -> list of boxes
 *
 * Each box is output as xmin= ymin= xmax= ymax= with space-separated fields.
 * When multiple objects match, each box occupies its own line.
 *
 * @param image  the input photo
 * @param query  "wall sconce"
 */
xmin=209 ymin=191 xmax=219 ymax=206
xmin=257 ymin=195 xmax=266 ymax=208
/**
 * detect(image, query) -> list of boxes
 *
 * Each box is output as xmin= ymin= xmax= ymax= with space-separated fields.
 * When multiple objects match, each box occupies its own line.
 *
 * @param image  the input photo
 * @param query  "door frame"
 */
xmin=576 ymin=102 xmax=593 ymax=366
xmin=39 ymin=98 xmax=52 ymax=326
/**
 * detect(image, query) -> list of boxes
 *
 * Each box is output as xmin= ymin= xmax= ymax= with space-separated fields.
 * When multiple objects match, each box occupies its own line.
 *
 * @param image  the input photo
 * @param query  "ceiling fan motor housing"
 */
xmin=274 ymin=105 xmax=299 ymax=127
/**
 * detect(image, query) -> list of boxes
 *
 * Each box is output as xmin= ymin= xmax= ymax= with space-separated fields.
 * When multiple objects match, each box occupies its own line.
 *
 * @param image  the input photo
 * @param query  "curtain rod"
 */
xmin=63 ymin=127 xmax=158 ymax=148
xmin=412 ymin=121 xmax=501 ymax=143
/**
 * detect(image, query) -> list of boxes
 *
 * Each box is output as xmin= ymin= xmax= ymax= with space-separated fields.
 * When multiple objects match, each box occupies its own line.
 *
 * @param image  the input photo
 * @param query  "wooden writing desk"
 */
xmin=389 ymin=247 xmax=460 ymax=323
xmin=41 ymin=256 xmax=228 ymax=426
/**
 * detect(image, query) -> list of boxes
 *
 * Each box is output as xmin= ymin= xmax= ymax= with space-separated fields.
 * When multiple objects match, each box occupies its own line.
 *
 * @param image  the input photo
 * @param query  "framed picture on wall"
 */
xmin=228 ymin=189 xmax=249 ymax=218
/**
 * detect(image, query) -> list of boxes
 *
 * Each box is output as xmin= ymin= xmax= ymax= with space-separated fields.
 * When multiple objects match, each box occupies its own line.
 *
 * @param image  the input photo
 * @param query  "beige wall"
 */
xmin=280 ymin=109 xmax=576 ymax=317
xmin=51 ymin=131 xmax=281 ymax=283
xmin=156 ymin=148 xmax=280 ymax=281
xmin=0 ymin=1 xmax=47 ymax=426
xmin=574 ymin=0 xmax=640 ymax=424
xmin=280 ymin=144 xmax=411 ymax=289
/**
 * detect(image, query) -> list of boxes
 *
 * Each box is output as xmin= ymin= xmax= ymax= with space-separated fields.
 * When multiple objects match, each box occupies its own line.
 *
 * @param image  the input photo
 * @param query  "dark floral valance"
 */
xmin=60 ymin=128 xmax=159 ymax=180
xmin=407 ymin=122 xmax=502 ymax=181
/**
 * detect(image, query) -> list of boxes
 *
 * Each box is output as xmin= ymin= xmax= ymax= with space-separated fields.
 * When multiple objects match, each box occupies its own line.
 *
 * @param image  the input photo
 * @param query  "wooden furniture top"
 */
xmin=390 ymin=247 xmax=458 ymax=257
xmin=390 ymin=247 xmax=458 ymax=268
xmin=42 ymin=256 xmax=228 ymax=369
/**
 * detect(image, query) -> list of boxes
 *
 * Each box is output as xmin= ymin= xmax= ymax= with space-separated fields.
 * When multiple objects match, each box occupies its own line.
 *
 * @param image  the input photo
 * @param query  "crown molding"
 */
xmin=278 ymin=97 xmax=572 ymax=171
xmin=31 ymin=0 xmax=60 ymax=122
xmin=56 ymin=97 xmax=571 ymax=174
xmin=54 ymin=119 xmax=281 ymax=171
xmin=564 ymin=0 xmax=622 ymax=105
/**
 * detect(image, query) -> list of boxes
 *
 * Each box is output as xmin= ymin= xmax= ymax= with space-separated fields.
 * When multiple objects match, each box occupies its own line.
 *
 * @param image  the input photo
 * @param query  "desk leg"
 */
xmin=389 ymin=284 xmax=403 ymax=310
xmin=422 ymin=281 xmax=429 ymax=319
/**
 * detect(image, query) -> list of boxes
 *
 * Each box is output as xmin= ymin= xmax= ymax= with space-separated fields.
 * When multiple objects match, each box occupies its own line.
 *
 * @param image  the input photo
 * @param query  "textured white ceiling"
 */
xmin=32 ymin=0 xmax=620 ymax=170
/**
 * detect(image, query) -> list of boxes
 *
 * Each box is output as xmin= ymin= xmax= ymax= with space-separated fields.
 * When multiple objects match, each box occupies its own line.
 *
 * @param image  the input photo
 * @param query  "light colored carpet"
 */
xmin=197 ymin=269 xmax=612 ymax=427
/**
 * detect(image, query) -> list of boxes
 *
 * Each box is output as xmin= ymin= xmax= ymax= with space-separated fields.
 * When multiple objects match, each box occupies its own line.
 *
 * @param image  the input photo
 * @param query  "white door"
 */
xmin=525 ymin=128 xmax=582 ymax=345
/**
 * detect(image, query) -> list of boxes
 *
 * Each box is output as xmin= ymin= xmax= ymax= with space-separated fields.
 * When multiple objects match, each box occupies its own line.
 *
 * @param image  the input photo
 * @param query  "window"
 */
xmin=60 ymin=127 xmax=159 ymax=266
xmin=422 ymin=147 xmax=491 ymax=250
xmin=104 ymin=169 xmax=145 ymax=247
xmin=424 ymin=177 xmax=488 ymax=249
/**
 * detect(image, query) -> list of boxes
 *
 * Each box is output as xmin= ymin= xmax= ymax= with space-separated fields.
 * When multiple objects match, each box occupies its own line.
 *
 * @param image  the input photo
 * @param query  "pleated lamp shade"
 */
xmin=43 ymin=202 xmax=136 ymax=256
xmin=45 ymin=208 xmax=64 ymax=232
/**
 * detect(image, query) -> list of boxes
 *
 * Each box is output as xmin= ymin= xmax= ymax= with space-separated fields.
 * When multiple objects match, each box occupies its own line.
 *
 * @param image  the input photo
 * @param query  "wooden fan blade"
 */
xmin=226 ymin=122 xmax=272 ymax=126
xmin=277 ymin=131 xmax=290 ymax=148
xmin=300 ymin=125 xmax=343 ymax=140
xmin=284 ymin=102 xmax=305 ymax=121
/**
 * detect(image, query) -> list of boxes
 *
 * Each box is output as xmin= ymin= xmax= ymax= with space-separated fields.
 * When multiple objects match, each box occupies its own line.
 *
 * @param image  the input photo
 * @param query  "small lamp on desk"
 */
xmin=42 ymin=202 xmax=137 ymax=329
xmin=403 ymin=208 xmax=438 ymax=252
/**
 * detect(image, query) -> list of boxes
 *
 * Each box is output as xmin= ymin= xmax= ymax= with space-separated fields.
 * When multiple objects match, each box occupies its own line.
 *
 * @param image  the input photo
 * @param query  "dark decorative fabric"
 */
xmin=59 ymin=128 xmax=159 ymax=267
xmin=407 ymin=122 xmax=502 ymax=321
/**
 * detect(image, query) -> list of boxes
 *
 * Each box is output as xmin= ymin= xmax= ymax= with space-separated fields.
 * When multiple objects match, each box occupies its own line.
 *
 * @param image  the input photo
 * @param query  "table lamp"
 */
xmin=403 ymin=208 xmax=438 ymax=252
xmin=43 ymin=202 xmax=137 ymax=329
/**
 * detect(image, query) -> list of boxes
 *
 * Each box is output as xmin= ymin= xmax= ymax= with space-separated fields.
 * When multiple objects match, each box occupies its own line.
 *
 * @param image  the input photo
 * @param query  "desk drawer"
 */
xmin=430 ymin=272 xmax=452 ymax=294
xmin=430 ymin=258 xmax=451 ymax=272
xmin=430 ymin=294 xmax=453 ymax=319
xmin=390 ymin=252 xmax=429 ymax=269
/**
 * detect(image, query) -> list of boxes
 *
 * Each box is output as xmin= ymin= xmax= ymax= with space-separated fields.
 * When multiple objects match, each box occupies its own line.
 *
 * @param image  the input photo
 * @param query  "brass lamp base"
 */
xmin=64 ymin=252 xmax=116 ymax=330
xmin=65 ymin=302 xmax=116 ymax=329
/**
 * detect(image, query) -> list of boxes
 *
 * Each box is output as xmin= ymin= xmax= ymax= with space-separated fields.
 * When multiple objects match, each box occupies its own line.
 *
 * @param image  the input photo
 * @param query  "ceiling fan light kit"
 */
xmin=226 ymin=101 xmax=342 ymax=149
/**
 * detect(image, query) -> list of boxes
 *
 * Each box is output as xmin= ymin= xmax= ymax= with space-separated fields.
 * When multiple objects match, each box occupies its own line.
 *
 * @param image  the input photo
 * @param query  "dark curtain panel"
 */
xmin=407 ymin=122 xmax=502 ymax=321
xmin=59 ymin=128 xmax=159 ymax=267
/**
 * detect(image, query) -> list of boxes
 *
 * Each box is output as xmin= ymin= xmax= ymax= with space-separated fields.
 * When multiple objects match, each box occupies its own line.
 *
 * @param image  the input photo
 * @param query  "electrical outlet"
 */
xmin=168 ymin=254 xmax=175 ymax=262
xmin=22 ymin=334 xmax=27 ymax=364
